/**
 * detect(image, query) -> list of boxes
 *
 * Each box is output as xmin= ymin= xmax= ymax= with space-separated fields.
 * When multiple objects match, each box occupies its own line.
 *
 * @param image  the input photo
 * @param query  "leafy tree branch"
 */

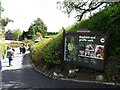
xmin=57 ymin=0 xmax=110 ymax=21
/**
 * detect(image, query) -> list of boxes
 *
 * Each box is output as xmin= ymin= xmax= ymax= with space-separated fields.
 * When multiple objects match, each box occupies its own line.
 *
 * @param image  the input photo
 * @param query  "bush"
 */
xmin=42 ymin=35 xmax=62 ymax=64
xmin=67 ymin=3 xmax=120 ymax=56
xmin=23 ymin=38 xmax=33 ymax=44
xmin=30 ymin=3 xmax=120 ymax=83
xmin=31 ymin=38 xmax=52 ymax=62
xmin=42 ymin=3 xmax=120 ymax=64
xmin=104 ymin=56 xmax=120 ymax=83
xmin=9 ymin=43 xmax=23 ymax=47
xmin=0 ymin=42 xmax=7 ymax=54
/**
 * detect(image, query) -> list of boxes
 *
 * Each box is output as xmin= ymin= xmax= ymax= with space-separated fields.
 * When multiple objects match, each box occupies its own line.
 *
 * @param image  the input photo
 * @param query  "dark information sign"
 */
xmin=63 ymin=30 xmax=109 ymax=71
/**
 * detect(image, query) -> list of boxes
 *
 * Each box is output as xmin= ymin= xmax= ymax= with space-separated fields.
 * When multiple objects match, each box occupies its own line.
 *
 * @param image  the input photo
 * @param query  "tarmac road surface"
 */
xmin=1 ymin=48 xmax=120 ymax=89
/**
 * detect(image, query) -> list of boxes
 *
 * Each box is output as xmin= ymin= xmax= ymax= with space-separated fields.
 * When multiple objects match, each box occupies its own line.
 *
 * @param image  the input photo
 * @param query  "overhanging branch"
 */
xmin=77 ymin=2 xmax=104 ymax=21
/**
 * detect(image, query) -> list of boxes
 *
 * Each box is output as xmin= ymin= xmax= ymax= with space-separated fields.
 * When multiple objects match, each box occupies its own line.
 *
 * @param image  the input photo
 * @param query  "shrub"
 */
xmin=31 ymin=3 xmax=120 ymax=83
xmin=0 ymin=42 xmax=7 ymax=54
xmin=23 ymin=38 xmax=33 ymax=44
xmin=31 ymin=38 xmax=52 ymax=62
xmin=42 ymin=3 xmax=120 ymax=64
xmin=42 ymin=35 xmax=62 ymax=64
xmin=9 ymin=43 xmax=23 ymax=47
xmin=103 ymin=56 xmax=120 ymax=83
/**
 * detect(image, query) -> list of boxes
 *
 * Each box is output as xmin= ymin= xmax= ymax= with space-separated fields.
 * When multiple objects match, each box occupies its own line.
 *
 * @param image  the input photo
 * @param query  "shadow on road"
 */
xmin=2 ymin=53 xmax=120 ymax=88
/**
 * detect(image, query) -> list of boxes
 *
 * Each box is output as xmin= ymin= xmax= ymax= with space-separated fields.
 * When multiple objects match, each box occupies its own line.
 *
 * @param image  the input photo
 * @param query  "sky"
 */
xmin=1 ymin=0 xmax=76 ymax=32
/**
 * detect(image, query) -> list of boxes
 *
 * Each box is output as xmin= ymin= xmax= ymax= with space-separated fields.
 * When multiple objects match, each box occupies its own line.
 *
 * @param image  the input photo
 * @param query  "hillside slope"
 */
xmin=32 ymin=3 xmax=120 ymax=83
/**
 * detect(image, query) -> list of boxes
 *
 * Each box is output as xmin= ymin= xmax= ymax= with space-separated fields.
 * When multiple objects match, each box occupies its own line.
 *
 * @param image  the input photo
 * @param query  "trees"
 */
xmin=26 ymin=18 xmax=47 ymax=40
xmin=12 ymin=29 xmax=22 ymax=41
xmin=0 ymin=1 xmax=4 ymax=34
xmin=0 ymin=1 xmax=13 ymax=34
xmin=26 ymin=25 xmax=36 ymax=39
xmin=1 ymin=17 xmax=13 ymax=26
xmin=0 ymin=17 xmax=13 ymax=35
xmin=57 ymin=0 xmax=112 ymax=21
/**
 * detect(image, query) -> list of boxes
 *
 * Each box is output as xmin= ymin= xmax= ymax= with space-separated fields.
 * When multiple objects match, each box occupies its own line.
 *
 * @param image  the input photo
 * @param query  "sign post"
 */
xmin=63 ymin=30 xmax=109 ymax=71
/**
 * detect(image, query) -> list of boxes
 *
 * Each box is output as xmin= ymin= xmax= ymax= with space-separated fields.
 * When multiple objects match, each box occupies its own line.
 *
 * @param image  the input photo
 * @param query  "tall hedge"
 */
xmin=40 ymin=3 xmax=120 ymax=82
xmin=42 ymin=35 xmax=62 ymax=64
xmin=42 ymin=3 xmax=120 ymax=64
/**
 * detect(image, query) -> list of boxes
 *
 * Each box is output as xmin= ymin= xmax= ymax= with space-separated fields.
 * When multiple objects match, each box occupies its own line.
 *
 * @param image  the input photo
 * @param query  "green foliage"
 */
xmin=85 ymin=4 xmax=120 ymax=55
xmin=22 ymin=38 xmax=34 ymax=44
xmin=1 ymin=18 xmax=13 ymax=26
xmin=41 ymin=3 xmax=120 ymax=82
xmin=103 ymin=56 xmax=120 ymax=83
xmin=31 ymin=3 xmax=120 ymax=83
xmin=42 ymin=35 xmax=62 ymax=64
xmin=0 ymin=17 xmax=13 ymax=33
xmin=57 ymin=0 xmax=108 ymax=21
xmin=0 ymin=33 xmax=5 ymax=38
xmin=26 ymin=25 xmax=36 ymax=39
xmin=26 ymin=18 xmax=47 ymax=39
xmin=12 ymin=29 xmax=22 ymax=41
xmin=0 ymin=42 xmax=7 ymax=54
xmin=9 ymin=42 xmax=23 ymax=47
xmin=42 ymin=3 xmax=120 ymax=64
xmin=62 ymin=3 xmax=120 ymax=56
xmin=0 ymin=2 xmax=13 ymax=33
xmin=31 ymin=38 xmax=52 ymax=62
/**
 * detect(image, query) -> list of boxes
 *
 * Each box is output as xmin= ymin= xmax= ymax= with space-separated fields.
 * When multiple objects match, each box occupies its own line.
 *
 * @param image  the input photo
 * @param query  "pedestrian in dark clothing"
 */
xmin=0 ymin=54 xmax=2 ymax=70
xmin=22 ymin=44 xmax=26 ymax=57
xmin=20 ymin=47 xmax=22 ymax=54
xmin=22 ymin=47 xmax=26 ymax=54
xmin=12 ymin=48 xmax=15 ymax=58
xmin=12 ymin=48 xmax=15 ymax=52
xmin=7 ymin=47 xmax=13 ymax=66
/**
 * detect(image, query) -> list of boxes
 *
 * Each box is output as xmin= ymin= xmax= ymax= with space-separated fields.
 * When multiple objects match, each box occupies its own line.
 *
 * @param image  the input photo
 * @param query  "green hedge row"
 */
xmin=42 ymin=3 xmax=120 ymax=63
xmin=31 ymin=3 xmax=120 ymax=83
xmin=41 ymin=3 xmax=120 ymax=83
xmin=42 ymin=34 xmax=62 ymax=64
xmin=30 ymin=38 xmax=53 ymax=62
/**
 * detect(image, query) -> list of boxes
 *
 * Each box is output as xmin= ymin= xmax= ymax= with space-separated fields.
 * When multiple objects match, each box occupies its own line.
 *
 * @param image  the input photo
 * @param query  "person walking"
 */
xmin=12 ymin=47 xmax=15 ymax=58
xmin=19 ymin=46 xmax=22 ymax=54
xmin=0 ymin=53 xmax=2 ymax=70
xmin=22 ymin=44 xmax=26 ymax=57
xmin=0 ymin=42 xmax=7 ymax=70
xmin=7 ymin=47 xmax=13 ymax=66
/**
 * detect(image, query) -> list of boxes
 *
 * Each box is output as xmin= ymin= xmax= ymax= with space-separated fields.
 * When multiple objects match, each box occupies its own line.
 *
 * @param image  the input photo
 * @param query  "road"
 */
xmin=1 ymin=48 xmax=120 ymax=89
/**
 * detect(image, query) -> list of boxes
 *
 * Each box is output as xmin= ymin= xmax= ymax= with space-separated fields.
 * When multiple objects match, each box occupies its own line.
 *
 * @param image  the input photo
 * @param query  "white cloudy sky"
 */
xmin=1 ymin=0 xmax=76 ymax=32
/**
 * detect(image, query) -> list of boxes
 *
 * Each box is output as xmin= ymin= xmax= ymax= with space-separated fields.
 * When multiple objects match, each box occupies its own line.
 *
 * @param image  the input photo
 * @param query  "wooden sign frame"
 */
xmin=62 ymin=29 xmax=109 ymax=71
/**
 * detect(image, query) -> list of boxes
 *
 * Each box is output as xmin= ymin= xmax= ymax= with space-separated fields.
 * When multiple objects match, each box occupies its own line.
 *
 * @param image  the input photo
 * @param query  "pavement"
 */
xmin=1 ymin=48 xmax=30 ymax=71
xmin=1 ymin=48 xmax=120 ymax=89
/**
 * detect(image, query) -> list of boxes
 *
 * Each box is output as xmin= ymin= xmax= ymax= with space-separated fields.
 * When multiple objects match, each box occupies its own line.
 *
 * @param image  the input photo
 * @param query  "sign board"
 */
xmin=63 ymin=30 xmax=109 ymax=71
